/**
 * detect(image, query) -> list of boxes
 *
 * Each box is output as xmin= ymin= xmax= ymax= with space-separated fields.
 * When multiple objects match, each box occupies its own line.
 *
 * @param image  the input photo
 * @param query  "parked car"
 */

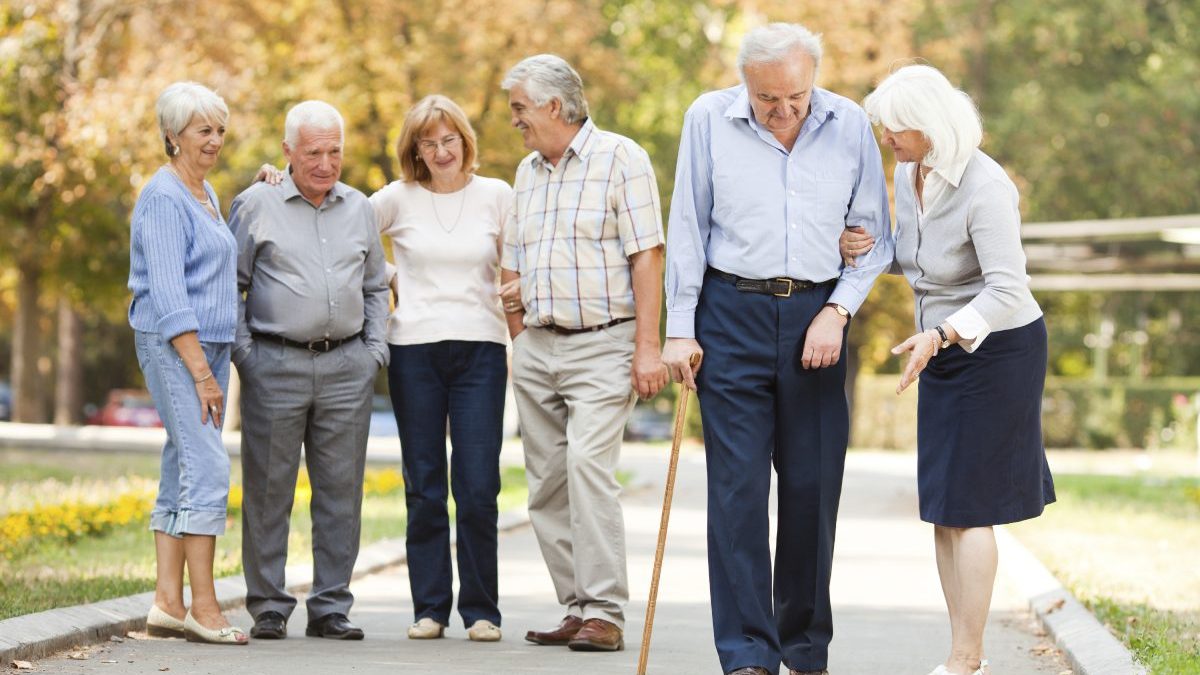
xmin=624 ymin=403 xmax=675 ymax=442
xmin=86 ymin=389 xmax=163 ymax=428
xmin=0 ymin=381 xmax=11 ymax=421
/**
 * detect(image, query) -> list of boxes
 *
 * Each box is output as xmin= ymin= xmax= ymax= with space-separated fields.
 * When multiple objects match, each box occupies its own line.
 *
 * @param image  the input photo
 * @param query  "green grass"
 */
xmin=0 ymin=451 xmax=529 ymax=620
xmin=1009 ymin=472 xmax=1200 ymax=672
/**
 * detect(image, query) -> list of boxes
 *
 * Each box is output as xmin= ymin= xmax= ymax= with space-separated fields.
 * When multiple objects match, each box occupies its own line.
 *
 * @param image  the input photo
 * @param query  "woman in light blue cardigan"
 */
xmin=846 ymin=65 xmax=1055 ymax=675
xmin=128 ymin=81 xmax=246 ymax=645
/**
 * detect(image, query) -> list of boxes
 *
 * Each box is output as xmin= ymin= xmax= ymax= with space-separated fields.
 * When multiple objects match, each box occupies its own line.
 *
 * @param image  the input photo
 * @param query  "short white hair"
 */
xmin=155 ymin=81 xmax=228 ymax=157
xmin=862 ymin=65 xmax=982 ymax=169
xmin=737 ymin=23 xmax=823 ymax=80
xmin=284 ymin=100 xmax=344 ymax=148
xmin=501 ymin=54 xmax=589 ymax=125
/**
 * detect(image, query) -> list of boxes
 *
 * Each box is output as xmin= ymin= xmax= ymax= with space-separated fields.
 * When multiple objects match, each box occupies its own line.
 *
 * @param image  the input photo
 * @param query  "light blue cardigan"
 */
xmin=127 ymin=167 xmax=237 ymax=342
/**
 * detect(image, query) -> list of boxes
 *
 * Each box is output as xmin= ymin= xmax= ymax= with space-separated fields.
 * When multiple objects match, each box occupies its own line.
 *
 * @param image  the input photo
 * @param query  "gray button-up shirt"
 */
xmin=229 ymin=173 xmax=389 ymax=365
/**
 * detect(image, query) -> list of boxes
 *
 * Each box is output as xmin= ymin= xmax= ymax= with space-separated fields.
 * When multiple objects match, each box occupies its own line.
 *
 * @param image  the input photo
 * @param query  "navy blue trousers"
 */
xmin=387 ymin=340 xmax=506 ymax=628
xmin=696 ymin=271 xmax=849 ymax=674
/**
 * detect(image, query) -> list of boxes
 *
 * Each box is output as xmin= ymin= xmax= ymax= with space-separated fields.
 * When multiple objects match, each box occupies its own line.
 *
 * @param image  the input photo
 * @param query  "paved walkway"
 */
xmin=27 ymin=449 xmax=1067 ymax=674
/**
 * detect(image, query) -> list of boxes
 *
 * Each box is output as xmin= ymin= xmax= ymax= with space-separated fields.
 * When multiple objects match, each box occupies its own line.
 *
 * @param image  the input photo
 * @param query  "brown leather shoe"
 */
xmin=524 ymin=615 xmax=584 ymax=646
xmin=566 ymin=618 xmax=623 ymax=652
xmin=790 ymin=669 xmax=829 ymax=675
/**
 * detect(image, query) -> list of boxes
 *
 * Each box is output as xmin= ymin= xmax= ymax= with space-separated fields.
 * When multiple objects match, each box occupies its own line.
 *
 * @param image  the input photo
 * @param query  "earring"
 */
xmin=172 ymin=144 xmax=180 ymax=156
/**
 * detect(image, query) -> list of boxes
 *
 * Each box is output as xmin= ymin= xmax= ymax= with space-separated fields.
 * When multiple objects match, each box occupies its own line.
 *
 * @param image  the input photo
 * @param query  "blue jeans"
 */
xmin=135 ymin=330 xmax=232 ymax=537
xmin=388 ymin=340 xmax=506 ymax=627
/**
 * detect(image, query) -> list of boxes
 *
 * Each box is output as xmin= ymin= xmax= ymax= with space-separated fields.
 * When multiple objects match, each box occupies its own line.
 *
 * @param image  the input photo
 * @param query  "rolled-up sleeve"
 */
xmin=138 ymin=195 xmax=200 ymax=341
xmin=828 ymin=120 xmax=893 ymax=316
xmin=664 ymin=106 xmax=714 ymax=339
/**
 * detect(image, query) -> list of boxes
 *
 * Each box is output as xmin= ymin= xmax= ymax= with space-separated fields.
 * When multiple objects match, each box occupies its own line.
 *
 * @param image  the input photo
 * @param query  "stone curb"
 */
xmin=995 ymin=525 xmax=1147 ymax=674
xmin=0 ymin=508 xmax=530 ymax=665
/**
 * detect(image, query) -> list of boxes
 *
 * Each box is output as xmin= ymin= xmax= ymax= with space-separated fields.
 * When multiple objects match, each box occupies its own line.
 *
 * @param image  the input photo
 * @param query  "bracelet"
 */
xmin=193 ymin=370 xmax=214 ymax=384
xmin=935 ymin=324 xmax=951 ymax=348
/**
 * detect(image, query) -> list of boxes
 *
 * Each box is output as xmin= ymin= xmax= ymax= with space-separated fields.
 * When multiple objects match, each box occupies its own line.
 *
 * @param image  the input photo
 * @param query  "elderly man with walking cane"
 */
xmin=661 ymin=23 xmax=894 ymax=675
xmin=498 ymin=53 xmax=669 ymax=653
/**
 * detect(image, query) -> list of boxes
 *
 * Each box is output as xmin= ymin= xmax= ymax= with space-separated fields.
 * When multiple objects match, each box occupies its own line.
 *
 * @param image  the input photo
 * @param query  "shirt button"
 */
xmin=791 ymin=256 xmax=797 ymax=261
xmin=321 ymin=238 xmax=327 ymax=243
xmin=790 ymin=190 xmax=797 ymax=196
xmin=790 ymin=223 xmax=797 ymax=229
xmin=325 ymin=268 xmax=331 ymax=273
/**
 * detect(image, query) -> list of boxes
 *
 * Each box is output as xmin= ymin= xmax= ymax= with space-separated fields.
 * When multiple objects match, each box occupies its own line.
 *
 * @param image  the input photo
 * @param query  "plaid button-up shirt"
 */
xmin=502 ymin=119 xmax=664 ymax=330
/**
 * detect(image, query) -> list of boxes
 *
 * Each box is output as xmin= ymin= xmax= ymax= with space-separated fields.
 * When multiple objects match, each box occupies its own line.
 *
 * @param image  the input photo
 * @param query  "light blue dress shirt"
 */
xmin=665 ymin=85 xmax=894 ymax=338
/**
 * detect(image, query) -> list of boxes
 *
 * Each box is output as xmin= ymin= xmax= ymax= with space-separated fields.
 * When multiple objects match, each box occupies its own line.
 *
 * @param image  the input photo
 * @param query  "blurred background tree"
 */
xmin=1 ymin=0 xmax=1197 ymax=447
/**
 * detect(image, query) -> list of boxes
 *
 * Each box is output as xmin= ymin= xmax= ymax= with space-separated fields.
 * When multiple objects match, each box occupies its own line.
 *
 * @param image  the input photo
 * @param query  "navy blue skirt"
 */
xmin=916 ymin=317 xmax=1056 ymax=527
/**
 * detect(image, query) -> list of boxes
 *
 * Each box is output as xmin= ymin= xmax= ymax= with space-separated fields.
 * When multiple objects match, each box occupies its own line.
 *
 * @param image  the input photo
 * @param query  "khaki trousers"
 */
xmin=510 ymin=321 xmax=637 ymax=627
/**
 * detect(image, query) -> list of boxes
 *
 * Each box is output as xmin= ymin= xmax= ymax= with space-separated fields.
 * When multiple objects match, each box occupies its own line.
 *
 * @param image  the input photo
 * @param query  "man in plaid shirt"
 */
xmin=499 ymin=54 xmax=669 ymax=653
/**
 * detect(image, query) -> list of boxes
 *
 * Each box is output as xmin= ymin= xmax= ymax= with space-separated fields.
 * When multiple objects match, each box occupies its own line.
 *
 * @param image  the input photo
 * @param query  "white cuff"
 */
xmin=945 ymin=305 xmax=992 ymax=353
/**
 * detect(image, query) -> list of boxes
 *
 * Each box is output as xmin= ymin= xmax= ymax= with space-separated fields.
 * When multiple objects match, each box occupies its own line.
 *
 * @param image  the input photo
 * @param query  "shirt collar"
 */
xmin=932 ymin=154 xmax=971 ymax=188
xmin=723 ymin=86 xmax=839 ymax=124
xmin=282 ymin=168 xmax=347 ymax=205
xmin=532 ymin=118 xmax=596 ymax=168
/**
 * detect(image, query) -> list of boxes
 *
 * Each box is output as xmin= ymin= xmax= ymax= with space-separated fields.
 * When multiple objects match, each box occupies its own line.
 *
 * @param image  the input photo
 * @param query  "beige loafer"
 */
xmin=467 ymin=619 xmax=501 ymax=642
xmin=183 ymin=611 xmax=249 ymax=645
xmin=407 ymin=617 xmax=445 ymax=639
xmin=146 ymin=604 xmax=186 ymax=638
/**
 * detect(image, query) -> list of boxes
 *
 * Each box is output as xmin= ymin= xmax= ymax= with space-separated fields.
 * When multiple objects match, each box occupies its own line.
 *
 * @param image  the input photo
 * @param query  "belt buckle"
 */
xmin=307 ymin=339 xmax=330 ymax=353
xmin=772 ymin=277 xmax=793 ymax=298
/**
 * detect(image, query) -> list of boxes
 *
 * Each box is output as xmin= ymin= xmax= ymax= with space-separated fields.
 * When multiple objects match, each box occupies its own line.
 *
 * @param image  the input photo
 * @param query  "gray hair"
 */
xmin=737 ymin=23 xmax=823 ymax=81
xmin=862 ymin=64 xmax=982 ymax=169
xmin=284 ymin=100 xmax=344 ymax=148
xmin=155 ymin=81 xmax=229 ymax=158
xmin=501 ymin=54 xmax=589 ymax=125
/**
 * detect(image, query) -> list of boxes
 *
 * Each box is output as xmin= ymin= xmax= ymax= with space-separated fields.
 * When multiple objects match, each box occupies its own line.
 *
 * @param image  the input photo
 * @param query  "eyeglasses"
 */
xmin=418 ymin=135 xmax=463 ymax=153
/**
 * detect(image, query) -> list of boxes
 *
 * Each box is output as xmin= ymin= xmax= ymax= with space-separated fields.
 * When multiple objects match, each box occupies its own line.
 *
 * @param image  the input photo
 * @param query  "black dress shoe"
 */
xmin=250 ymin=611 xmax=287 ymax=639
xmin=305 ymin=612 xmax=365 ymax=640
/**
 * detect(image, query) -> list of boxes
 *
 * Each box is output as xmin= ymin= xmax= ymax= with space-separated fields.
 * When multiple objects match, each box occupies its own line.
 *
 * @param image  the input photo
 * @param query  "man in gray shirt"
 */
xmin=229 ymin=100 xmax=389 ymax=641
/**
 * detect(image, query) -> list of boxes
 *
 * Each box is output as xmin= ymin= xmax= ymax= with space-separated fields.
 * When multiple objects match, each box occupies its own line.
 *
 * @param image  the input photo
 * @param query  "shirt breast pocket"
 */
xmin=816 ymin=178 xmax=854 ymax=228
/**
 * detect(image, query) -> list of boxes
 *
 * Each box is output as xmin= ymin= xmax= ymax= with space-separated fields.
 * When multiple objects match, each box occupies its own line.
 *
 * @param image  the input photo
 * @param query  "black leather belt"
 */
xmin=709 ymin=268 xmax=834 ymax=298
xmin=252 ymin=331 xmax=363 ymax=353
xmin=540 ymin=316 xmax=634 ymax=335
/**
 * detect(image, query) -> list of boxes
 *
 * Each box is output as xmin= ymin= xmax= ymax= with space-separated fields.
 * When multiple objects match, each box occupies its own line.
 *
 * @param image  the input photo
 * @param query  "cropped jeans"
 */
xmin=135 ymin=330 xmax=232 ymax=537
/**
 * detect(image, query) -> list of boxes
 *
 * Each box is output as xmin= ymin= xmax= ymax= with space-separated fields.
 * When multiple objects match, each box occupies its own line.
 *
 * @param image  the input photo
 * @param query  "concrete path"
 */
xmin=25 ymin=449 xmax=1068 ymax=674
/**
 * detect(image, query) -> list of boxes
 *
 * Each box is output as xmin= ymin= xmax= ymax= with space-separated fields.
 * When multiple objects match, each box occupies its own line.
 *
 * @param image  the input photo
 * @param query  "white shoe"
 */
xmin=407 ymin=617 xmax=445 ymax=639
xmin=182 ymin=611 xmax=248 ymax=645
xmin=928 ymin=660 xmax=989 ymax=675
xmin=467 ymin=619 xmax=501 ymax=642
xmin=146 ymin=604 xmax=186 ymax=638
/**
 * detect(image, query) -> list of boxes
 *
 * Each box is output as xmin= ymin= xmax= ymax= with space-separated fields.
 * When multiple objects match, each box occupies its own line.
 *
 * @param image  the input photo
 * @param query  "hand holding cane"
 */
xmin=637 ymin=353 xmax=699 ymax=675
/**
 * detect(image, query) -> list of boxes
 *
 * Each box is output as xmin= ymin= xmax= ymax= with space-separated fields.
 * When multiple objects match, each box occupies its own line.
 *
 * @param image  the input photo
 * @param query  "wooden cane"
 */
xmin=636 ymin=355 xmax=698 ymax=675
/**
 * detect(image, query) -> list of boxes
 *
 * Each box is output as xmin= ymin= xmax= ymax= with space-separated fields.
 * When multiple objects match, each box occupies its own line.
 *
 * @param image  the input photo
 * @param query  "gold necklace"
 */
xmin=166 ymin=164 xmax=212 ymax=206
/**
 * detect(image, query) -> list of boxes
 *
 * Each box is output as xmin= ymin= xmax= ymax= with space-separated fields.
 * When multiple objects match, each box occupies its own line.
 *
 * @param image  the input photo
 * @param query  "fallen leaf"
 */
xmin=1030 ymin=642 xmax=1055 ymax=656
xmin=1044 ymin=598 xmax=1066 ymax=614
xmin=110 ymin=635 xmax=125 ymax=643
xmin=159 ymin=668 xmax=170 ymax=672
xmin=68 ymin=651 xmax=88 ymax=660
xmin=1033 ymin=626 xmax=1048 ymax=637
xmin=12 ymin=661 xmax=34 ymax=670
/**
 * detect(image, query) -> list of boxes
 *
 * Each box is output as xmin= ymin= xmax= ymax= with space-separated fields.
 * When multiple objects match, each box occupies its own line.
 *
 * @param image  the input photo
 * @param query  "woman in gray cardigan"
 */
xmin=846 ymin=65 xmax=1055 ymax=675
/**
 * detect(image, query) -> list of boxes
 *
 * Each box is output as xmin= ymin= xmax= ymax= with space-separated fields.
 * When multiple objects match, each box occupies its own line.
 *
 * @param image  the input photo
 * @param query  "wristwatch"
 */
xmin=934 ymin=324 xmax=952 ymax=349
xmin=825 ymin=303 xmax=851 ymax=319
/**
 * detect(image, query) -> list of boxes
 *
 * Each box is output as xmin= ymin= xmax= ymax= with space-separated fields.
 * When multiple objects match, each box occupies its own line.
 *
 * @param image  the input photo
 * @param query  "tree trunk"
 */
xmin=12 ymin=261 xmax=47 ymax=423
xmin=54 ymin=298 xmax=84 ymax=425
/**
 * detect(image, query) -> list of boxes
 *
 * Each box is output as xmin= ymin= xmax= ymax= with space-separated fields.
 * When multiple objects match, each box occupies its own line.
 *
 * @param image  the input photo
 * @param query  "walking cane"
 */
xmin=637 ymin=354 xmax=699 ymax=675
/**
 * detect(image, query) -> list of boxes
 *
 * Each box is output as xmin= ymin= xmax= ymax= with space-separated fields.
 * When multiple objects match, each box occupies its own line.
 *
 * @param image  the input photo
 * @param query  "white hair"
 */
xmin=284 ymin=100 xmax=344 ymax=148
xmin=862 ymin=65 xmax=982 ymax=169
xmin=737 ymin=23 xmax=823 ymax=80
xmin=155 ymin=81 xmax=229 ymax=158
xmin=501 ymin=54 xmax=589 ymax=125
